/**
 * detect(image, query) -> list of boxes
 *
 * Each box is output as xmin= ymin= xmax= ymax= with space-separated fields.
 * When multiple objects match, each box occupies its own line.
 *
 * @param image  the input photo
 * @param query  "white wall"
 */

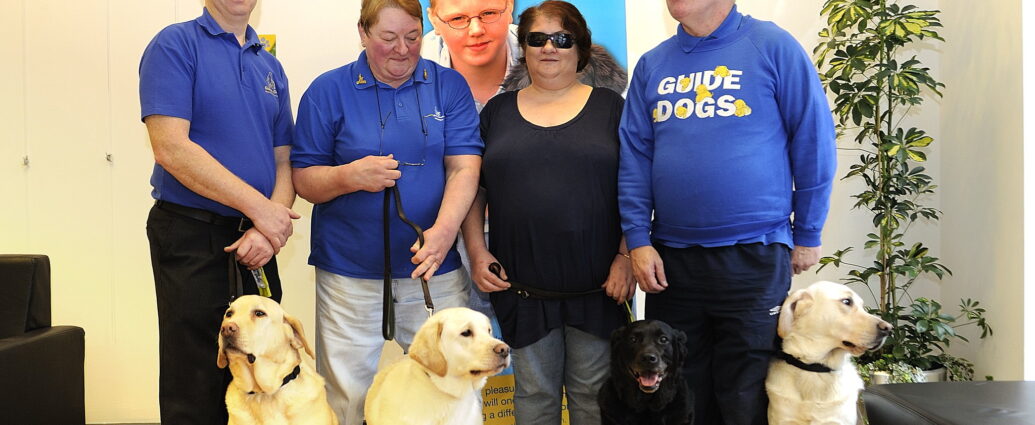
xmin=0 ymin=0 xmax=361 ymax=422
xmin=0 ymin=0 xmax=1024 ymax=422
xmin=940 ymin=0 xmax=1024 ymax=380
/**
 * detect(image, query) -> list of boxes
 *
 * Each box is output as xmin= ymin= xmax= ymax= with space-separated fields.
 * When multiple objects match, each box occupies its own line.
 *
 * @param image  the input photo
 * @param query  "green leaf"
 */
xmin=906 ymin=150 xmax=927 ymax=162
xmin=908 ymin=136 xmax=934 ymax=147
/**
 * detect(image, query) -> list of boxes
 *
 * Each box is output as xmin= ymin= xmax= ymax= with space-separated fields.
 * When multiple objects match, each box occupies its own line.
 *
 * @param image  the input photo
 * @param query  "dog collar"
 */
xmin=247 ymin=364 xmax=302 ymax=395
xmin=774 ymin=351 xmax=834 ymax=373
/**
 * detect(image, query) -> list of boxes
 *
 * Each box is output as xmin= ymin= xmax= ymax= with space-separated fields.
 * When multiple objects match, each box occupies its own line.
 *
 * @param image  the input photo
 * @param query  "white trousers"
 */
xmin=314 ymin=267 xmax=471 ymax=425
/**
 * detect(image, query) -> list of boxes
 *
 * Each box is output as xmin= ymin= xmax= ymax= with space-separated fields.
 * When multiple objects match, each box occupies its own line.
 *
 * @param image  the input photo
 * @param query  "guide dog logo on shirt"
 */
xmin=264 ymin=72 xmax=278 ymax=97
xmin=652 ymin=65 xmax=751 ymax=122
xmin=424 ymin=107 xmax=445 ymax=122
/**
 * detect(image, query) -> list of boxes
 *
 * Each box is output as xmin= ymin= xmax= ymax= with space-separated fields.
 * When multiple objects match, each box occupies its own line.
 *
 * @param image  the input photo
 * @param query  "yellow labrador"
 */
xmin=766 ymin=281 xmax=891 ymax=425
xmin=365 ymin=307 xmax=510 ymax=425
xmin=217 ymin=295 xmax=337 ymax=425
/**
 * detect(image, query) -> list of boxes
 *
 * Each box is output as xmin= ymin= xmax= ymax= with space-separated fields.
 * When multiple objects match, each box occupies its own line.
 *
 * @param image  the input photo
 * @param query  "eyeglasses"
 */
xmin=373 ymin=84 xmax=428 ymax=167
xmin=525 ymin=32 xmax=575 ymax=49
xmin=436 ymin=8 xmax=506 ymax=30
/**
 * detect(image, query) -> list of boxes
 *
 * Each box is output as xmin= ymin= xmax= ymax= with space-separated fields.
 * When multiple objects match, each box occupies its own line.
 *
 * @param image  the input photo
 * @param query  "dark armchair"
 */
xmin=0 ymin=254 xmax=86 ymax=425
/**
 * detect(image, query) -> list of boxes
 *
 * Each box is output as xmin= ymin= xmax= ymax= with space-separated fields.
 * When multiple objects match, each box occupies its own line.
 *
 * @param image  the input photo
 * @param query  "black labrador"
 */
xmin=598 ymin=320 xmax=693 ymax=425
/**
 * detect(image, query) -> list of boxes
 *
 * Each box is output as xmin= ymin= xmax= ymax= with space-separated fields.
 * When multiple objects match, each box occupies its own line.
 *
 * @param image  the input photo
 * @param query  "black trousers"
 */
xmin=146 ymin=204 xmax=283 ymax=425
xmin=646 ymin=242 xmax=790 ymax=425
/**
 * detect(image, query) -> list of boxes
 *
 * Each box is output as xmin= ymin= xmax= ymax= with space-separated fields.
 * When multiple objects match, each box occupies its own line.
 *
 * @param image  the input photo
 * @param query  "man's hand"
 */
xmin=225 ymin=228 xmax=275 ymax=269
xmin=791 ymin=245 xmax=822 ymax=275
xmin=632 ymin=246 xmax=668 ymax=293
xmin=602 ymin=254 xmax=636 ymax=302
xmin=346 ymin=155 xmax=401 ymax=193
xmin=247 ymin=200 xmax=300 ymax=253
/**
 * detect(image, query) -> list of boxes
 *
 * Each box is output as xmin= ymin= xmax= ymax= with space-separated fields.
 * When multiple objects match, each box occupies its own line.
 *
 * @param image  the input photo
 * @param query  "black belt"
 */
xmin=488 ymin=262 xmax=604 ymax=300
xmin=155 ymin=200 xmax=252 ymax=231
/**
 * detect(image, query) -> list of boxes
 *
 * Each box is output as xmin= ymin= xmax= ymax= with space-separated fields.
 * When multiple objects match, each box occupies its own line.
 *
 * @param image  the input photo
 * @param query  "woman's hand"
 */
xmin=468 ymin=252 xmax=511 ymax=293
xmin=603 ymin=253 xmax=637 ymax=303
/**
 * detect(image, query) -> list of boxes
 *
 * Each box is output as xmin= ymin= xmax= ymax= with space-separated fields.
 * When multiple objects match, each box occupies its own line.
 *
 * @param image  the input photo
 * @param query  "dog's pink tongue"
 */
xmin=637 ymin=373 xmax=661 ymax=388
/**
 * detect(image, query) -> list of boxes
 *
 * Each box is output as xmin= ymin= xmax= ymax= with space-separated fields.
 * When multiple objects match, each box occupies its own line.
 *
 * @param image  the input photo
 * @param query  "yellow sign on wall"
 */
xmin=482 ymin=374 xmax=570 ymax=425
xmin=258 ymin=34 xmax=276 ymax=56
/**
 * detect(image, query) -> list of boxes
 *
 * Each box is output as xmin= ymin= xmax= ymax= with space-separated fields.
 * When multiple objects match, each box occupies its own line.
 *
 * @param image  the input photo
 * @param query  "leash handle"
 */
xmin=488 ymin=262 xmax=529 ymax=299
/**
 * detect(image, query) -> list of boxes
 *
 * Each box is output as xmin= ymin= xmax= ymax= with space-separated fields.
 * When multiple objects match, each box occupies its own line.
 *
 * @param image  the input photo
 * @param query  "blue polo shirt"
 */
xmin=292 ymin=52 xmax=482 ymax=279
xmin=139 ymin=8 xmax=293 ymax=217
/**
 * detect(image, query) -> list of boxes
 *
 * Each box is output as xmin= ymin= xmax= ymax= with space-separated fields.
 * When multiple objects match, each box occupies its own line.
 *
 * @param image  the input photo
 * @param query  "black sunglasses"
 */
xmin=525 ymin=32 xmax=575 ymax=49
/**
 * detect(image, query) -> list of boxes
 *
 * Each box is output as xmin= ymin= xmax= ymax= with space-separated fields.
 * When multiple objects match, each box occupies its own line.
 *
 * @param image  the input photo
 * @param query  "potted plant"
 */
xmin=812 ymin=0 xmax=992 ymax=383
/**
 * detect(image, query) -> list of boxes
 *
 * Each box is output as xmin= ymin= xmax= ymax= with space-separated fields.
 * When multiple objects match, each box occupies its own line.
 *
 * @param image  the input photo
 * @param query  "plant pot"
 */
xmin=871 ymin=367 xmax=946 ymax=385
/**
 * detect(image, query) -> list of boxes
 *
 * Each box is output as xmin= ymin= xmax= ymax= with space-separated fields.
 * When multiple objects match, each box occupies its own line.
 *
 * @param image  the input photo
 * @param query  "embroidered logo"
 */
xmin=356 ymin=74 xmax=368 ymax=85
xmin=424 ymin=107 xmax=445 ymax=122
xmin=769 ymin=305 xmax=782 ymax=316
xmin=264 ymin=72 xmax=278 ymax=97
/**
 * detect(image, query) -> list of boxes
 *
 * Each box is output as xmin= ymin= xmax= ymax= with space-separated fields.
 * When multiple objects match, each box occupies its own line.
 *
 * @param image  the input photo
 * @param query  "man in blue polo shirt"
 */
xmin=619 ymin=0 xmax=836 ymax=424
xmin=138 ymin=0 xmax=298 ymax=423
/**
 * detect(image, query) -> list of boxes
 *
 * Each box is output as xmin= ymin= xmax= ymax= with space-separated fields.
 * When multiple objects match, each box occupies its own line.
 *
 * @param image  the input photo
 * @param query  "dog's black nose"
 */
xmin=643 ymin=353 xmax=658 ymax=364
xmin=877 ymin=321 xmax=892 ymax=336
xmin=494 ymin=343 xmax=510 ymax=358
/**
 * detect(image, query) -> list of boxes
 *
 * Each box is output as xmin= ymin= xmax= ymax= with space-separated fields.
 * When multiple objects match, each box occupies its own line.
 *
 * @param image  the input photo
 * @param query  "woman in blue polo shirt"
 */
xmin=290 ymin=0 xmax=482 ymax=423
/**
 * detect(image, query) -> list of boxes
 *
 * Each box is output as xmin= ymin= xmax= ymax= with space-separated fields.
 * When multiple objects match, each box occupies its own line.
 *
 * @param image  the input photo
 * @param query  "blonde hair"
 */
xmin=359 ymin=0 xmax=423 ymax=33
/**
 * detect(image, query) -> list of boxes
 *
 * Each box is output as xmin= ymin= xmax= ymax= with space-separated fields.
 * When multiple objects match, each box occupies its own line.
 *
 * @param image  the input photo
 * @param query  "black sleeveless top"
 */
xmin=479 ymin=87 xmax=627 ymax=348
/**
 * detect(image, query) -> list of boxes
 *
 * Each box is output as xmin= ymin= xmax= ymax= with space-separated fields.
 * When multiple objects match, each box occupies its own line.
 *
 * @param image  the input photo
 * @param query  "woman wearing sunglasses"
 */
xmin=460 ymin=2 xmax=633 ymax=424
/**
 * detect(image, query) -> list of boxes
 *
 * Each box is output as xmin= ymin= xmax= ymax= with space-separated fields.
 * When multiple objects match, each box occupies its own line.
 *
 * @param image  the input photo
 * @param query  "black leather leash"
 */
xmin=383 ymin=185 xmax=435 ymax=341
xmin=488 ymin=262 xmax=604 ymax=299
xmin=488 ymin=262 xmax=634 ymax=323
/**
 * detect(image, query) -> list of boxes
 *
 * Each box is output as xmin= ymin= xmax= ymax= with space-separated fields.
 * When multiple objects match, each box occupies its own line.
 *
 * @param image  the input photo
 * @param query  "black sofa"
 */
xmin=0 ymin=254 xmax=86 ymax=425
xmin=863 ymin=381 xmax=1035 ymax=424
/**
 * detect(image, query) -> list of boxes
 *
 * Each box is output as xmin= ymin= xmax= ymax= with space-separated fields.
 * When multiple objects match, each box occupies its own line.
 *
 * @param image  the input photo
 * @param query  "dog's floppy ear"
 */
xmin=777 ymin=288 xmax=813 ymax=338
xmin=671 ymin=327 xmax=688 ymax=369
xmin=609 ymin=325 xmax=627 ymax=352
xmin=217 ymin=334 xmax=229 ymax=369
xmin=283 ymin=313 xmax=315 ymax=359
xmin=410 ymin=318 xmax=448 ymax=377
xmin=609 ymin=325 xmax=628 ymax=373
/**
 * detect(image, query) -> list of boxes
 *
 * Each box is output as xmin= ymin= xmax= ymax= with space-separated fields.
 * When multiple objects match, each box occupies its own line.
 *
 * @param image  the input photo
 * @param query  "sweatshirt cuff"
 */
xmin=624 ymin=227 xmax=652 ymax=250
xmin=792 ymin=228 xmax=822 ymax=247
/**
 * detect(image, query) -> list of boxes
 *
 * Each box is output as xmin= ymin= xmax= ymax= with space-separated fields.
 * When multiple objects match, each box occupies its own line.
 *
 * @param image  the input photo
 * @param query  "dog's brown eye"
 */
xmin=461 ymin=329 xmax=472 ymax=337
xmin=658 ymin=336 xmax=669 ymax=344
xmin=254 ymin=310 xmax=266 ymax=317
xmin=842 ymin=298 xmax=853 ymax=306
